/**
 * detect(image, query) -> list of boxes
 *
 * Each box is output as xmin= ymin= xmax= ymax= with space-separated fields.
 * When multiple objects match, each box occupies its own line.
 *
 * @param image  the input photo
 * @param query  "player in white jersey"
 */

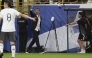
xmin=0 ymin=0 xmax=35 ymax=58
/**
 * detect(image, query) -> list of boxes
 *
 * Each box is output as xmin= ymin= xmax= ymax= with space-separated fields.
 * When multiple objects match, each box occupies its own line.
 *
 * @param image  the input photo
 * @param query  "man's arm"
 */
xmin=30 ymin=5 xmax=36 ymax=17
xmin=0 ymin=17 xmax=2 ymax=21
xmin=14 ymin=9 xmax=35 ymax=21
xmin=0 ymin=11 xmax=2 ymax=21
xmin=66 ymin=22 xmax=77 ymax=26
xmin=69 ymin=22 xmax=77 ymax=25
xmin=30 ymin=9 xmax=36 ymax=17
xmin=19 ymin=13 xmax=35 ymax=21
xmin=0 ymin=17 xmax=2 ymax=24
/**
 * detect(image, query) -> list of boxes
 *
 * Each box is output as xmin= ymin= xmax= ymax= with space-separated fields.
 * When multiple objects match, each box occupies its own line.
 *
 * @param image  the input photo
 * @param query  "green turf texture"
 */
xmin=3 ymin=53 xmax=92 ymax=58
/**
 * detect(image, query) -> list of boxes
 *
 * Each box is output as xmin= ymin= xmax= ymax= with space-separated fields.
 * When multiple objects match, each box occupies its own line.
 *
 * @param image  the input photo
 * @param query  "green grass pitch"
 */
xmin=3 ymin=53 xmax=92 ymax=58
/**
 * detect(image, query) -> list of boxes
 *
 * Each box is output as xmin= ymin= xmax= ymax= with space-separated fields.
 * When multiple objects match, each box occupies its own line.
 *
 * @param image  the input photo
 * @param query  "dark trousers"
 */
xmin=27 ymin=30 xmax=41 ymax=52
xmin=19 ymin=32 xmax=28 ymax=52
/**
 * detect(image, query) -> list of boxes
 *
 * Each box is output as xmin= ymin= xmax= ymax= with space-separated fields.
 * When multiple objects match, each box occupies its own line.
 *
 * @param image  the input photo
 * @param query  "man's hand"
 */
xmin=65 ymin=24 xmax=69 ymax=26
xmin=30 ymin=4 xmax=34 ymax=11
xmin=19 ymin=13 xmax=36 ymax=21
xmin=30 ymin=17 xmax=36 ymax=21
xmin=0 ymin=17 xmax=2 ymax=21
xmin=31 ymin=4 xmax=34 ymax=8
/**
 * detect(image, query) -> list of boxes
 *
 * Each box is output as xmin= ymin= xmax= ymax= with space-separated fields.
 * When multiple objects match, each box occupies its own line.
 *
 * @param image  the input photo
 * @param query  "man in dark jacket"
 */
xmin=26 ymin=7 xmax=42 ymax=53
xmin=17 ymin=17 xmax=28 ymax=52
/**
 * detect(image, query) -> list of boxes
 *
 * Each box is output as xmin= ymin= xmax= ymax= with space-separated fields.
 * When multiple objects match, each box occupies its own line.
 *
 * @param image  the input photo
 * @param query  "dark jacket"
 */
xmin=30 ymin=10 xmax=42 ymax=31
xmin=17 ymin=17 xmax=28 ymax=32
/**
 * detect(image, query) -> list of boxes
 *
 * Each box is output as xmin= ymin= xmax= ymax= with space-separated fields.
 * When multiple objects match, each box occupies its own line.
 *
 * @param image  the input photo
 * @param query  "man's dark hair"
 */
xmin=79 ymin=11 xmax=85 ymax=18
xmin=36 ymin=8 xmax=40 ymax=11
xmin=4 ymin=0 xmax=12 ymax=7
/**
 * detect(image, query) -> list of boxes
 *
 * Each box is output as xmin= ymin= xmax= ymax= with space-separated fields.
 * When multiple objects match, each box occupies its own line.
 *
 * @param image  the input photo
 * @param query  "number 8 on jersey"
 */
xmin=7 ymin=13 xmax=11 ymax=22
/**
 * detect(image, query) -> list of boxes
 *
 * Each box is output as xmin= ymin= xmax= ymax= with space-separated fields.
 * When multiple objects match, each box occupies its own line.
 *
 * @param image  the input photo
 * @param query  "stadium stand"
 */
xmin=0 ymin=0 xmax=90 ymax=14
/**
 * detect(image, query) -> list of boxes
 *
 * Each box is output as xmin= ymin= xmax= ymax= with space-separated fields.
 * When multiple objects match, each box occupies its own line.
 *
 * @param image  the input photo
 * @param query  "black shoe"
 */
xmin=0 ymin=53 xmax=3 ymax=58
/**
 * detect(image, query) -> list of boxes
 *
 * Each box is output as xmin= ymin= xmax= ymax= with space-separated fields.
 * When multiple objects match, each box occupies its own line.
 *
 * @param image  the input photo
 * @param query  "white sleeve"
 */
xmin=14 ymin=9 xmax=20 ymax=16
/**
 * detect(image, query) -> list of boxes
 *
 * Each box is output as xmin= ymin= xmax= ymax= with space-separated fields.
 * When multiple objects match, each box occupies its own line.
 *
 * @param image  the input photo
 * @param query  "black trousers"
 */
xmin=27 ymin=30 xmax=41 ymax=52
xmin=19 ymin=32 xmax=28 ymax=52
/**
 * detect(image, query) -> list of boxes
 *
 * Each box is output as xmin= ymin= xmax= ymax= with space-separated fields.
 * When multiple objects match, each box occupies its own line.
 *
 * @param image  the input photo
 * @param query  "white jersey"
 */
xmin=0 ymin=8 xmax=20 ymax=32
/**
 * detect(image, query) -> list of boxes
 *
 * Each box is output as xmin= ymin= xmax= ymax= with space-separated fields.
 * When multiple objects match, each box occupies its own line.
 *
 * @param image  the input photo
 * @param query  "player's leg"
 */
xmin=8 ymin=32 xmax=16 ymax=58
xmin=78 ymin=39 xmax=85 ymax=49
xmin=33 ymin=30 xmax=41 ymax=52
xmin=22 ymin=32 xmax=28 ymax=52
xmin=86 ymin=35 xmax=92 ymax=53
xmin=0 ymin=40 xmax=4 ymax=58
xmin=26 ymin=37 xmax=35 ymax=53
xmin=0 ymin=40 xmax=4 ymax=54
xmin=80 ymin=40 xmax=85 ymax=53
xmin=0 ymin=32 xmax=6 ymax=58
xmin=77 ymin=34 xmax=85 ymax=53
xmin=10 ymin=42 xmax=15 ymax=58
xmin=19 ymin=32 xmax=23 ymax=52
